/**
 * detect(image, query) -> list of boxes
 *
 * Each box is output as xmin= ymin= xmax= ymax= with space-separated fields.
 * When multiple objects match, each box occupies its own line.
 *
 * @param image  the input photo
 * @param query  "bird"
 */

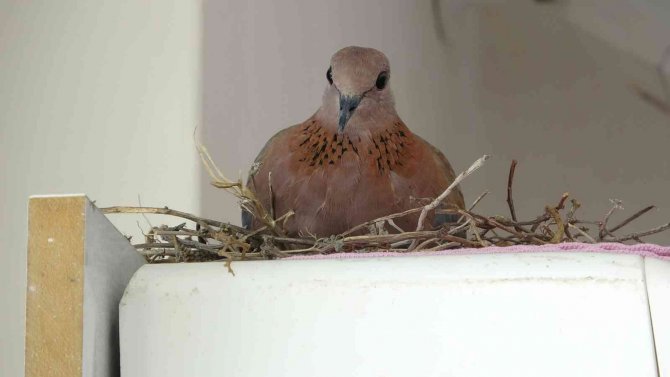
xmin=243 ymin=46 xmax=464 ymax=237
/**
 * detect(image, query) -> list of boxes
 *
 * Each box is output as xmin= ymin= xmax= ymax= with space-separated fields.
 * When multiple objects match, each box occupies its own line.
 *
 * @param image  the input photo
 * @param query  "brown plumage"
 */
xmin=244 ymin=46 xmax=465 ymax=237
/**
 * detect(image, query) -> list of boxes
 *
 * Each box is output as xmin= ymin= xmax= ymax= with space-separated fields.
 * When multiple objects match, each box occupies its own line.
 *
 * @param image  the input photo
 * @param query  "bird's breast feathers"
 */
xmin=286 ymin=117 xmax=420 ymax=176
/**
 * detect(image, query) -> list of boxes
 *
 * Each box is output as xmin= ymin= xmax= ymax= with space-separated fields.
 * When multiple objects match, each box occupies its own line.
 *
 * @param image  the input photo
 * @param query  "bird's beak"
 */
xmin=338 ymin=94 xmax=361 ymax=133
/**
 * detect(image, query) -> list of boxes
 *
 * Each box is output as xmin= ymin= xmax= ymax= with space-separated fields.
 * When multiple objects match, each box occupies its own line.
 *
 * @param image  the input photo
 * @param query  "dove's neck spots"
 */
xmin=295 ymin=119 xmax=412 ymax=174
xmin=296 ymin=120 xmax=359 ymax=167
xmin=365 ymin=121 xmax=412 ymax=174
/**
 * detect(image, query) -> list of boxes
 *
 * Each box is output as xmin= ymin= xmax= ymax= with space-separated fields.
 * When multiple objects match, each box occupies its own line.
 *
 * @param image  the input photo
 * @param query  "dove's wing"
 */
xmin=384 ymin=127 xmax=465 ymax=229
xmin=242 ymin=126 xmax=294 ymax=229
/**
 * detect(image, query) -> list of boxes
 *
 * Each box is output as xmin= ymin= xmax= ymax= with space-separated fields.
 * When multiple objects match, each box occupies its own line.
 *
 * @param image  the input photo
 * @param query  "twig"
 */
xmin=566 ymin=199 xmax=581 ymax=222
xmin=101 ymin=206 xmax=247 ymax=233
xmin=468 ymin=191 xmax=489 ymax=211
xmin=545 ymin=206 xmax=564 ymax=244
xmin=340 ymin=207 xmax=423 ymax=237
xmin=416 ymin=155 xmax=490 ymax=232
xmin=556 ymin=192 xmax=569 ymax=210
xmin=470 ymin=221 xmax=489 ymax=247
xmin=196 ymin=137 xmax=285 ymax=236
xmin=598 ymin=199 xmax=623 ymax=241
xmin=611 ymin=222 xmax=670 ymax=242
xmin=507 ymin=160 xmax=519 ymax=222
xmin=448 ymin=219 xmax=472 ymax=236
xmin=387 ymin=218 xmax=406 ymax=233
xmin=568 ymin=223 xmax=596 ymax=243
xmin=608 ymin=205 xmax=655 ymax=233
xmin=415 ymin=238 xmax=439 ymax=251
xmin=409 ymin=155 xmax=490 ymax=251
xmin=484 ymin=216 xmax=544 ymax=245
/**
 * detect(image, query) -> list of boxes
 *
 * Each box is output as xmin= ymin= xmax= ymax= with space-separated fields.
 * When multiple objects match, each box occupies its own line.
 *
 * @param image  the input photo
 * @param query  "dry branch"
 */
xmin=408 ymin=154 xmax=490 ymax=251
xmin=507 ymin=159 xmax=519 ymax=222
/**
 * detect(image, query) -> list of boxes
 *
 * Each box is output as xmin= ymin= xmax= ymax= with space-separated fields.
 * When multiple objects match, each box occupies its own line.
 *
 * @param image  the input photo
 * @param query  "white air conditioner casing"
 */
xmin=120 ymin=251 xmax=670 ymax=377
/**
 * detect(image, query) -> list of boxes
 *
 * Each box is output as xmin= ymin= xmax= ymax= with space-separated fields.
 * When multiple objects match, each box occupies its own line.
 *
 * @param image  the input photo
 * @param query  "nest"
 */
xmin=102 ymin=146 xmax=670 ymax=271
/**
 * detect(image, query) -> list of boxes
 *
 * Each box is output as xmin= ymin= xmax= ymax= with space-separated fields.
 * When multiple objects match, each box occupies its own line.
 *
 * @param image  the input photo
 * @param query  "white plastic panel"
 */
xmin=120 ymin=252 xmax=658 ymax=377
xmin=646 ymin=257 xmax=670 ymax=376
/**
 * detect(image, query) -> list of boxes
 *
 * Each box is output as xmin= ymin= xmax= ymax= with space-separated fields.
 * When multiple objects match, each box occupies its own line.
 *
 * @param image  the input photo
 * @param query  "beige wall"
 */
xmin=0 ymin=1 xmax=201 ymax=376
xmin=203 ymin=0 xmax=670 ymax=244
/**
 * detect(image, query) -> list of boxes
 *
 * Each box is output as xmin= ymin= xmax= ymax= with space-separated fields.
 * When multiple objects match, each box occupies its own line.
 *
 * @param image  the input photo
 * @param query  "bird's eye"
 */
xmin=375 ymin=71 xmax=389 ymax=90
xmin=326 ymin=67 xmax=333 ymax=85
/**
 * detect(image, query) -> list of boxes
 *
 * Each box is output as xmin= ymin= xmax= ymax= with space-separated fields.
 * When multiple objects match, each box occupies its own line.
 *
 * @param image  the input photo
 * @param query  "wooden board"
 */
xmin=26 ymin=195 xmax=144 ymax=377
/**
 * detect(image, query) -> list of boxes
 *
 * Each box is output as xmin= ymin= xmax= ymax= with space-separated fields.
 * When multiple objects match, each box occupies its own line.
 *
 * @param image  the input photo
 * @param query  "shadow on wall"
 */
xmin=471 ymin=4 xmax=670 ymax=244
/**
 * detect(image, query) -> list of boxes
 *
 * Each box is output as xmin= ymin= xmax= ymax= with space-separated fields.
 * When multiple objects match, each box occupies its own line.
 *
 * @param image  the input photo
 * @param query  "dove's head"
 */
xmin=322 ymin=46 xmax=395 ymax=133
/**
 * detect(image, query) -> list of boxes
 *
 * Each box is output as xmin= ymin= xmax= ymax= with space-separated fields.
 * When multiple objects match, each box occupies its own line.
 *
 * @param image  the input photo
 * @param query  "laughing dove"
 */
xmin=243 ymin=46 xmax=465 ymax=237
